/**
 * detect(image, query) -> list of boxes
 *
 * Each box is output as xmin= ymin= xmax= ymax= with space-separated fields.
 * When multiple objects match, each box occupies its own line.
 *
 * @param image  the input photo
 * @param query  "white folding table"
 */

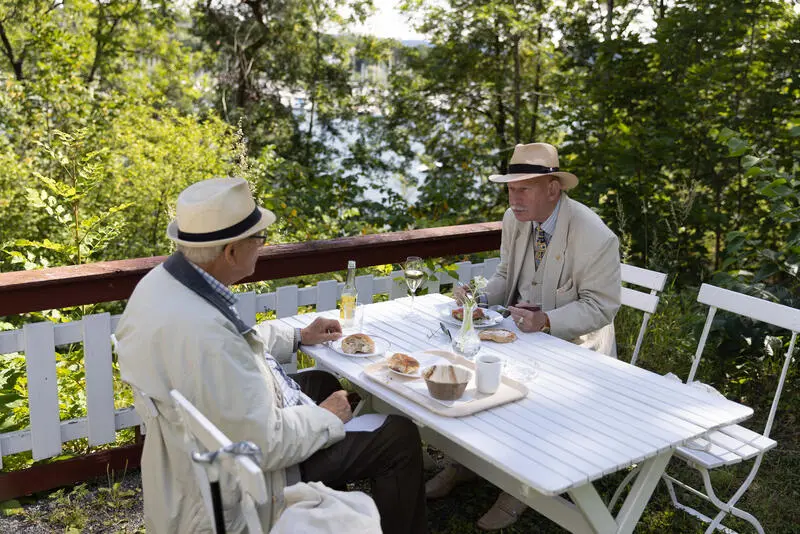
xmin=276 ymin=293 xmax=753 ymax=534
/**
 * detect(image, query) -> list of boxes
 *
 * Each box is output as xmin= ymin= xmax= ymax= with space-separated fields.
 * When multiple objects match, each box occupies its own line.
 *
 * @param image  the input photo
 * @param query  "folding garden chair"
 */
xmin=661 ymin=283 xmax=798 ymax=533
xmin=619 ymin=264 xmax=668 ymax=365
xmin=170 ymin=389 xmax=268 ymax=534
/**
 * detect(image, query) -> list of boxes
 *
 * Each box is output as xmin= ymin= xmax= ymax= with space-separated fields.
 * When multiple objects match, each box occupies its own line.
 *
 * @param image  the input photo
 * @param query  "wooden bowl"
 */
xmin=422 ymin=364 xmax=472 ymax=401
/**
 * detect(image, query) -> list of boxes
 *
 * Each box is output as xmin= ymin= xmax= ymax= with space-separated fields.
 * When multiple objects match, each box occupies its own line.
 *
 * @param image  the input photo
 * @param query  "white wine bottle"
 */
xmin=340 ymin=260 xmax=357 ymax=326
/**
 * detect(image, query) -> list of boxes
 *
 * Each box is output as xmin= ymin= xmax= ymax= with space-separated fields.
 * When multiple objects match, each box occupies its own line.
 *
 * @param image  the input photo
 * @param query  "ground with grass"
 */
xmin=2 ymin=291 xmax=798 ymax=532
xmin=1 ymin=438 xmax=798 ymax=533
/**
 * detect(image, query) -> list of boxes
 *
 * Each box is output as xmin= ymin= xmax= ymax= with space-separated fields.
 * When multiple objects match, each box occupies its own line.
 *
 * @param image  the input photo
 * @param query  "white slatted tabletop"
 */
xmin=276 ymin=293 xmax=753 ymax=534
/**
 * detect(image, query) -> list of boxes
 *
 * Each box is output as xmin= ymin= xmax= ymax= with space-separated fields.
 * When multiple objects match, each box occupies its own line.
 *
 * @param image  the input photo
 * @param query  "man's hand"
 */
xmin=453 ymin=284 xmax=468 ymax=305
xmin=300 ymin=318 xmax=342 ymax=345
xmin=508 ymin=304 xmax=549 ymax=333
xmin=319 ymin=390 xmax=352 ymax=423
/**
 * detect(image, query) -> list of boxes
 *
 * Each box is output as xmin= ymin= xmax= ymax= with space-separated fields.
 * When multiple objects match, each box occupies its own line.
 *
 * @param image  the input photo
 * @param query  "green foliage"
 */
xmin=5 ymin=129 xmax=133 ymax=268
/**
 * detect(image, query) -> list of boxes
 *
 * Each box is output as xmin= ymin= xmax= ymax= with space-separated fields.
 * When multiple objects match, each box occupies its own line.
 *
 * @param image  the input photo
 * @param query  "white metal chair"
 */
xmin=661 ymin=283 xmax=799 ymax=533
xmin=619 ymin=264 xmax=668 ymax=365
xmin=170 ymin=389 xmax=268 ymax=534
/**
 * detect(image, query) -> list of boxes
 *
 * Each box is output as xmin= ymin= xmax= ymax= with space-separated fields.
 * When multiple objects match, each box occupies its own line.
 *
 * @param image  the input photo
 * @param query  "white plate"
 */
xmin=385 ymin=351 xmax=447 ymax=378
xmin=438 ymin=305 xmax=504 ymax=328
xmin=329 ymin=335 xmax=391 ymax=358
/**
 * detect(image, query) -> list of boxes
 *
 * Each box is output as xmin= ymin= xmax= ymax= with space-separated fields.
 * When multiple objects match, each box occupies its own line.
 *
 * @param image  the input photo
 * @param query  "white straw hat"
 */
xmin=489 ymin=143 xmax=578 ymax=190
xmin=166 ymin=177 xmax=276 ymax=247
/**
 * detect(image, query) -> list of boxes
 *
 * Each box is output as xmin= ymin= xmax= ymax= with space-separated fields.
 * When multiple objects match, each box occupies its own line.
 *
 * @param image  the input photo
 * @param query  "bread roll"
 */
xmin=388 ymin=353 xmax=420 ymax=374
xmin=341 ymin=333 xmax=376 ymax=354
xmin=479 ymin=328 xmax=517 ymax=343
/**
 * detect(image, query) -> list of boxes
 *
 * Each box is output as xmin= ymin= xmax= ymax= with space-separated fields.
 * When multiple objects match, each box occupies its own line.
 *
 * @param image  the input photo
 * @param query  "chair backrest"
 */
xmin=170 ymin=389 xmax=268 ymax=534
xmin=620 ymin=264 xmax=668 ymax=365
xmin=688 ymin=283 xmax=799 ymax=438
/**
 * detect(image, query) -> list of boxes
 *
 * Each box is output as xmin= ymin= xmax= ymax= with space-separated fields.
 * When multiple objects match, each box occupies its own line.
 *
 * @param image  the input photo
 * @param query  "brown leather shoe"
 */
xmin=425 ymin=463 xmax=477 ymax=499
xmin=476 ymin=492 xmax=527 ymax=530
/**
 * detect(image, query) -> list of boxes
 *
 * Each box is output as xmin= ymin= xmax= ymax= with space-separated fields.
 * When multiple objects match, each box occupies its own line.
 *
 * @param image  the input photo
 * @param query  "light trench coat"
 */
xmin=485 ymin=194 xmax=622 ymax=356
xmin=116 ymin=261 xmax=345 ymax=534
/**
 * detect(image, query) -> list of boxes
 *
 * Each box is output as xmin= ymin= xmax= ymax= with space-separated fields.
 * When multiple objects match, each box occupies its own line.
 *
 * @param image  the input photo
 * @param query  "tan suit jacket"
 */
xmin=485 ymin=194 xmax=621 ymax=356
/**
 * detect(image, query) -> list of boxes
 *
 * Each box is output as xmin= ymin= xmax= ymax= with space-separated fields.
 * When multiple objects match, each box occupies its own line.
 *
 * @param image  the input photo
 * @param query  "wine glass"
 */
xmin=403 ymin=256 xmax=425 ymax=317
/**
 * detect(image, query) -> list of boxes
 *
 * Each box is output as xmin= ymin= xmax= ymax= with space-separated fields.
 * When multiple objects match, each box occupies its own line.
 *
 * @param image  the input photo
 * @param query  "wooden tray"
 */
xmin=362 ymin=350 xmax=529 ymax=417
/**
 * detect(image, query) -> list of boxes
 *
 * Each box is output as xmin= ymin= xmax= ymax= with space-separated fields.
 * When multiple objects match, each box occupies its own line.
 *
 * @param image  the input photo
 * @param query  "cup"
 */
xmin=476 ymin=354 xmax=503 ymax=394
xmin=345 ymin=303 xmax=365 ymax=333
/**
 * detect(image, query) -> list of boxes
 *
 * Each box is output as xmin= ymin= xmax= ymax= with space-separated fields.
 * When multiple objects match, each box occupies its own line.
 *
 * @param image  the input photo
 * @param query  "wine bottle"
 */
xmin=340 ymin=260 xmax=357 ymax=326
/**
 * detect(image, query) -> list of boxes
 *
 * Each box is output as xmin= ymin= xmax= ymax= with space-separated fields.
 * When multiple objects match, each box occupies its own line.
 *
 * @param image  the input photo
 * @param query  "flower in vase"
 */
xmin=461 ymin=276 xmax=488 ymax=309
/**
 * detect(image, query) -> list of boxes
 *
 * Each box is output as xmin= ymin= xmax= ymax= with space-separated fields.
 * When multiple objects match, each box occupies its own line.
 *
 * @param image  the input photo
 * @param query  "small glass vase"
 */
xmin=452 ymin=301 xmax=481 ymax=360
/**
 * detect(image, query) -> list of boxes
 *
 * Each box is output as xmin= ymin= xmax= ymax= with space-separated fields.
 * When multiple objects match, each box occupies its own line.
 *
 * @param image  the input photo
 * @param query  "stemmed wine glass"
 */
xmin=403 ymin=256 xmax=425 ymax=317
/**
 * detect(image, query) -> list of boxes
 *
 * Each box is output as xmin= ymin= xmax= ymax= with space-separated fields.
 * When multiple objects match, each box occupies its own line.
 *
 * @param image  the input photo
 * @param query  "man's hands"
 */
xmin=508 ymin=303 xmax=549 ymax=333
xmin=453 ymin=284 xmax=468 ymax=305
xmin=319 ymin=390 xmax=352 ymax=423
xmin=300 ymin=318 xmax=342 ymax=345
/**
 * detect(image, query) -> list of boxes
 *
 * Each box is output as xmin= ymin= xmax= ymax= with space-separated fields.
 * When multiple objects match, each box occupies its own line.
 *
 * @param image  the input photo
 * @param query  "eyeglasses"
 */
xmin=249 ymin=233 xmax=268 ymax=245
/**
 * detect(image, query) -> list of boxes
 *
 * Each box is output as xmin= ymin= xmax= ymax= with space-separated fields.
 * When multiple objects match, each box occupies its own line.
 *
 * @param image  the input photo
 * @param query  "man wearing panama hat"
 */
xmin=429 ymin=143 xmax=621 ymax=530
xmin=116 ymin=177 xmax=428 ymax=534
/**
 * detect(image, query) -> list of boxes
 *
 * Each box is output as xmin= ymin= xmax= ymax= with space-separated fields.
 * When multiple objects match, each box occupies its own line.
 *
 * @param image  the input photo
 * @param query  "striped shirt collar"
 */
xmin=188 ymin=262 xmax=237 ymax=307
xmin=532 ymin=196 xmax=562 ymax=240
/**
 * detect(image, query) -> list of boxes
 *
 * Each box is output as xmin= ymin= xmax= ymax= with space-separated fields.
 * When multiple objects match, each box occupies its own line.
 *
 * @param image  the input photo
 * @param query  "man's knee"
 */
xmin=304 ymin=369 xmax=341 ymax=391
xmin=384 ymin=416 xmax=423 ymax=451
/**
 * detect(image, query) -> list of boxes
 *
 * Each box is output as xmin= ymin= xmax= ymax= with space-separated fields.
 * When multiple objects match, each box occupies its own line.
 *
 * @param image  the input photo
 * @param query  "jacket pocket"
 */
xmin=555 ymin=279 xmax=577 ymax=308
xmin=556 ymin=279 xmax=574 ymax=294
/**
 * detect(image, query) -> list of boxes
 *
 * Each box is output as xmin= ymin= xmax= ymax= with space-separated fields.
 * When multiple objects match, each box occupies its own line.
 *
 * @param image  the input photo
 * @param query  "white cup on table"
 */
xmin=344 ymin=303 xmax=365 ymax=333
xmin=476 ymin=354 xmax=503 ymax=394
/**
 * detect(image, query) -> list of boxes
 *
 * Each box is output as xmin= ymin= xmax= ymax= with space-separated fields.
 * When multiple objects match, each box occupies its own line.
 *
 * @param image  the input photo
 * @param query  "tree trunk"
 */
xmin=0 ymin=21 xmax=24 ymax=80
xmin=512 ymin=35 xmax=521 ymax=144
xmin=529 ymin=22 xmax=543 ymax=142
xmin=493 ymin=18 xmax=508 ymax=174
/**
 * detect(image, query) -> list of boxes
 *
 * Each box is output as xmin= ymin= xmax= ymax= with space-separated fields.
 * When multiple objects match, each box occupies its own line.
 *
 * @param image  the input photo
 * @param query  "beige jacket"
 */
xmin=116 ymin=264 xmax=345 ymax=534
xmin=485 ymin=194 xmax=621 ymax=356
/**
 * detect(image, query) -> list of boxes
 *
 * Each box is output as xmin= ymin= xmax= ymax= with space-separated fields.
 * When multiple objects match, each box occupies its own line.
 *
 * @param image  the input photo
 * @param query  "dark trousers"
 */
xmin=292 ymin=370 xmax=429 ymax=534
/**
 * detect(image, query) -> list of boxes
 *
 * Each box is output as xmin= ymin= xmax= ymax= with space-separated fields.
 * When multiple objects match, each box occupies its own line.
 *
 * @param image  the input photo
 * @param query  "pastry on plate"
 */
xmin=451 ymin=307 xmax=486 ymax=321
xmin=387 ymin=352 xmax=420 ymax=374
xmin=479 ymin=328 xmax=517 ymax=343
xmin=341 ymin=333 xmax=375 ymax=354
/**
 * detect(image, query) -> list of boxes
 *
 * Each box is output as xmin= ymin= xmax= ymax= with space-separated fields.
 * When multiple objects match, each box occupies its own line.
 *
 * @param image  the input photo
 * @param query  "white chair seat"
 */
xmin=676 ymin=424 xmax=777 ymax=469
xmin=675 ymin=425 xmax=778 ymax=469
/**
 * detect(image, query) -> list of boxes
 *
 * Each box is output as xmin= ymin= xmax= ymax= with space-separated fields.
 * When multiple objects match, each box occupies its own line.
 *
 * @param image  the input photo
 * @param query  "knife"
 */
xmin=439 ymin=321 xmax=453 ymax=342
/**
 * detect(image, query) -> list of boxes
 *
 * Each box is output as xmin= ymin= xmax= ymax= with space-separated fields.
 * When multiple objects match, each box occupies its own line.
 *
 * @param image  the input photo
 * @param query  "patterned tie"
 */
xmin=534 ymin=226 xmax=548 ymax=269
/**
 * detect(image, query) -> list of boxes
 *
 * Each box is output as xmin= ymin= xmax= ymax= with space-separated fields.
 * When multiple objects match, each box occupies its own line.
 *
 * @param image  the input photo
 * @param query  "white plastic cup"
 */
xmin=354 ymin=303 xmax=365 ymax=332
xmin=476 ymin=354 xmax=503 ymax=394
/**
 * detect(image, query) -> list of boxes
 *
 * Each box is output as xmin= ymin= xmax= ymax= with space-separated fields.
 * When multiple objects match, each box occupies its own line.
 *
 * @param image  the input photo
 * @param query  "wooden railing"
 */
xmin=0 ymin=223 xmax=502 ymax=499
xmin=0 ymin=222 xmax=502 ymax=315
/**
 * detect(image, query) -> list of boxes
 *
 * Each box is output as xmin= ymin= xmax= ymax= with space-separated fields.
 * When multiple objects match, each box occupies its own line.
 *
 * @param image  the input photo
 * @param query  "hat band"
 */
xmin=177 ymin=206 xmax=262 ymax=242
xmin=508 ymin=163 xmax=560 ymax=174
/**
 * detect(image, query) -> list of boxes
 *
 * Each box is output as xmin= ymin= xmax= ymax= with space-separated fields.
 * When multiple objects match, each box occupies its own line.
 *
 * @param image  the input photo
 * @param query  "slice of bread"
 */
xmin=387 ymin=353 xmax=420 ymax=374
xmin=341 ymin=333 xmax=376 ymax=354
xmin=479 ymin=328 xmax=517 ymax=343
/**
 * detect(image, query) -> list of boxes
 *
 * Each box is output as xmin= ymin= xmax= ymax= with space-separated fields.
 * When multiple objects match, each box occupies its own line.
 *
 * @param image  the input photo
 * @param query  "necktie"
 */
xmin=534 ymin=226 xmax=548 ymax=269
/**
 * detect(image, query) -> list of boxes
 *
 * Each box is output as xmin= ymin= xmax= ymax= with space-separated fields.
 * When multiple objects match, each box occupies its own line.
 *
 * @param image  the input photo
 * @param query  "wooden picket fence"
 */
xmin=0 ymin=259 xmax=501 ymax=471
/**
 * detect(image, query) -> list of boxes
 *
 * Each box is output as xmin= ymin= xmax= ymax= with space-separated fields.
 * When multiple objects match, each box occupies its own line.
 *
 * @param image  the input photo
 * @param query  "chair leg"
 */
xmin=698 ymin=458 xmax=765 ymax=534
xmin=607 ymin=464 xmax=641 ymax=512
xmin=662 ymin=473 xmax=739 ymax=534
xmin=662 ymin=454 xmax=766 ymax=534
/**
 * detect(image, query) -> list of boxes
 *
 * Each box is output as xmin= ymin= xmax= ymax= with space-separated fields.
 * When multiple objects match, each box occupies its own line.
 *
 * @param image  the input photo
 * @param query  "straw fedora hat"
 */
xmin=489 ymin=143 xmax=578 ymax=190
xmin=166 ymin=177 xmax=276 ymax=247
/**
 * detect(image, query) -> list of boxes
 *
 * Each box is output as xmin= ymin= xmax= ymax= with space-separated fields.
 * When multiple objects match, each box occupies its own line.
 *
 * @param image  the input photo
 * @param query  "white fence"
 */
xmin=0 ymin=259 xmax=500 ymax=468
xmin=0 ymin=258 xmax=664 ymax=468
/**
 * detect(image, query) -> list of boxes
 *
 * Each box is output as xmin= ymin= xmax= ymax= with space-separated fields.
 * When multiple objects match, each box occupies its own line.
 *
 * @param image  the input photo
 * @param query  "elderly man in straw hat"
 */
xmin=426 ymin=143 xmax=621 ymax=530
xmin=116 ymin=177 xmax=428 ymax=534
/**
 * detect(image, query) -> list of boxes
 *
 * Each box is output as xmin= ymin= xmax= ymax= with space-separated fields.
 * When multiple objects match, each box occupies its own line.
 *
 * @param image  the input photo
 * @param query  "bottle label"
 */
xmin=340 ymin=294 xmax=357 ymax=322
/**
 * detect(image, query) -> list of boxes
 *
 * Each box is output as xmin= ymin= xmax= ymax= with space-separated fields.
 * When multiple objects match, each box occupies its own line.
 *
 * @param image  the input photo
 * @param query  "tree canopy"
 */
xmin=0 ymin=0 xmax=797 ymax=293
